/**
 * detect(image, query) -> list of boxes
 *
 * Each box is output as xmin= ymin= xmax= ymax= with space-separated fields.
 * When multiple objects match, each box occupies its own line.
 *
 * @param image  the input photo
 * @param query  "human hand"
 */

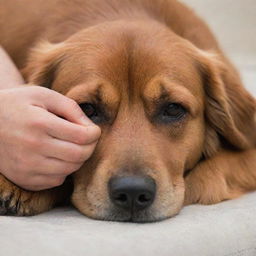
xmin=0 ymin=86 xmax=101 ymax=191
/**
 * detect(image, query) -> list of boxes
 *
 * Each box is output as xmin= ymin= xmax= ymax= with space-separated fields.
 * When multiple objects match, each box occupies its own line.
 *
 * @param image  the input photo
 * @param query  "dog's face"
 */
xmin=24 ymin=21 xmax=253 ymax=222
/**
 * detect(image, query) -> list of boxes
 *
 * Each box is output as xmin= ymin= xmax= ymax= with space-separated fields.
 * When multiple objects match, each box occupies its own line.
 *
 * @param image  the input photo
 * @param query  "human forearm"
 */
xmin=0 ymin=46 xmax=24 ymax=88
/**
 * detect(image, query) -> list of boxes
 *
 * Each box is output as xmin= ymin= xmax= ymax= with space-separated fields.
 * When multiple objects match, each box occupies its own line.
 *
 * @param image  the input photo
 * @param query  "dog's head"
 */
xmin=23 ymin=20 xmax=256 ymax=222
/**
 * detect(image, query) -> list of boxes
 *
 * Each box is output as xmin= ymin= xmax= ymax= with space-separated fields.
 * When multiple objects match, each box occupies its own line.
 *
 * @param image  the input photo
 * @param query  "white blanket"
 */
xmin=1 ymin=192 xmax=256 ymax=256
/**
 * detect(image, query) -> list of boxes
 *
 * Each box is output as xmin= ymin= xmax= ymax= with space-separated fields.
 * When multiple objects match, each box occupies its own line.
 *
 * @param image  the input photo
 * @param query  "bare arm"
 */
xmin=0 ymin=46 xmax=24 ymax=88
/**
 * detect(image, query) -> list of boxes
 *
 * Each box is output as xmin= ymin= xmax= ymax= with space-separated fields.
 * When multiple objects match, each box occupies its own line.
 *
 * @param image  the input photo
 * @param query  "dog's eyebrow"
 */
xmin=144 ymin=82 xmax=201 ymax=117
xmin=156 ymin=85 xmax=173 ymax=102
xmin=66 ymin=80 xmax=120 ymax=109
xmin=90 ymin=86 xmax=104 ymax=104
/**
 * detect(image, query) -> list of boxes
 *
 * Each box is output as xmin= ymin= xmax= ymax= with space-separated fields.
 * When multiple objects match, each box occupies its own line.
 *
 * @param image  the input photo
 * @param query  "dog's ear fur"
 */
xmin=194 ymin=50 xmax=256 ymax=157
xmin=21 ymin=42 xmax=66 ymax=88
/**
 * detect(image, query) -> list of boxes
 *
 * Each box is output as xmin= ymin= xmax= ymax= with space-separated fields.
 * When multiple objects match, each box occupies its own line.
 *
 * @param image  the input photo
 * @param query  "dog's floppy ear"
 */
xmin=22 ymin=41 xmax=67 ymax=88
xmin=194 ymin=50 xmax=256 ymax=157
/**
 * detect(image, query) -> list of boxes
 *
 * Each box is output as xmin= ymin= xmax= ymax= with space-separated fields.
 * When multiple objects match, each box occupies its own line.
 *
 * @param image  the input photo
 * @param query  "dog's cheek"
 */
xmin=71 ymin=162 xmax=113 ymax=218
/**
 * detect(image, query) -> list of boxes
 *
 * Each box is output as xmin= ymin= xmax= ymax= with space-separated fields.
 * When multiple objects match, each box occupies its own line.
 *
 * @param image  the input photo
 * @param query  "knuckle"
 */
xmin=28 ymin=86 xmax=46 ymax=97
xmin=30 ymin=117 xmax=47 ymax=129
xmin=23 ymin=136 xmax=40 ymax=149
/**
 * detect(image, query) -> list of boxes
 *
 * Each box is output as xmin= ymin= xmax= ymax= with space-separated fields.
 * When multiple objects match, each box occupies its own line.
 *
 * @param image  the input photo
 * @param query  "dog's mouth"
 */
xmin=99 ymin=201 xmax=180 ymax=222
xmin=100 ymin=207 xmax=169 ymax=223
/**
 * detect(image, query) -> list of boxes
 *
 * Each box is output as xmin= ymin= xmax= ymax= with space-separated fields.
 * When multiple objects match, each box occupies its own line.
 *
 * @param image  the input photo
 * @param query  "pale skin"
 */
xmin=0 ymin=47 xmax=101 ymax=191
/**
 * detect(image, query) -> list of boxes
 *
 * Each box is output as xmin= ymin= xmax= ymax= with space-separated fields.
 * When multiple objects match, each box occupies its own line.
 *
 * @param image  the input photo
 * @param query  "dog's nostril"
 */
xmin=138 ymin=193 xmax=151 ymax=203
xmin=112 ymin=192 xmax=131 ymax=209
xmin=135 ymin=192 xmax=154 ymax=210
xmin=108 ymin=176 xmax=156 ymax=212
xmin=114 ymin=193 xmax=128 ymax=202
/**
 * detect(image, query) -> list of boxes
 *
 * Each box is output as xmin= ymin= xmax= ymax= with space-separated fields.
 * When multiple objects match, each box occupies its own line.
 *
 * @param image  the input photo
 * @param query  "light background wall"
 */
xmin=180 ymin=0 xmax=256 ymax=95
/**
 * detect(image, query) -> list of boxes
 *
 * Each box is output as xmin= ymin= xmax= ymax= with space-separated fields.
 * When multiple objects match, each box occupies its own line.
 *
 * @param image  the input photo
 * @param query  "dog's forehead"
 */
xmin=59 ymin=23 xmax=203 ymax=105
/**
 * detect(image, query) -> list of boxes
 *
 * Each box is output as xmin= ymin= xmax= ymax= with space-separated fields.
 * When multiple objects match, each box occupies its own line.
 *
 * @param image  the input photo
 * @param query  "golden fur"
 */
xmin=0 ymin=0 xmax=255 ymax=222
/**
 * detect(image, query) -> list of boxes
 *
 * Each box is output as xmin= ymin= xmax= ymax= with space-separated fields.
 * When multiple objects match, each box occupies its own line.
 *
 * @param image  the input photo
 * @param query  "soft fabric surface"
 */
xmin=1 ymin=1 xmax=255 ymax=255
xmin=1 ymin=192 xmax=256 ymax=256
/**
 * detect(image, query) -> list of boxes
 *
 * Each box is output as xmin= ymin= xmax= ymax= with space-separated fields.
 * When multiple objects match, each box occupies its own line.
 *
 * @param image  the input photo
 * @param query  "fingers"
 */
xmin=47 ymin=113 xmax=101 ymax=145
xmin=20 ymin=158 xmax=82 ymax=191
xmin=37 ymin=157 xmax=82 ymax=176
xmin=30 ymin=87 xmax=93 ymax=126
xmin=29 ymin=87 xmax=101 ymax=144
xmin=22 ymin=175 xmax=67 ymax=191
xmin=33 ymin=108 xmax=101 ymax=145
xmin=39 ymin=137 xmax=97 ymax=163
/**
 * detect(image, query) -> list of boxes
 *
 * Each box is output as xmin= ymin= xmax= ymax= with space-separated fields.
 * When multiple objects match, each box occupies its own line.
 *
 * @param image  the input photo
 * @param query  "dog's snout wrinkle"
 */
xmin=108 ymin=176 xmax=156 ymax=213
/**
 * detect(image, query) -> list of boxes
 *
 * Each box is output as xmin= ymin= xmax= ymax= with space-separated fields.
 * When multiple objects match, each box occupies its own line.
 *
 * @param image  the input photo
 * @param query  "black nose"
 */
xmin=108 ymin=176 xmax=156 ymax=212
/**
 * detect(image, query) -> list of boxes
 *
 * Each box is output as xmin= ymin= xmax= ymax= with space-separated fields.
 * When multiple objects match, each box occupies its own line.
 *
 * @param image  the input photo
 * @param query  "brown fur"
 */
xmin=0 ymin=0 xmax=255 ymax=222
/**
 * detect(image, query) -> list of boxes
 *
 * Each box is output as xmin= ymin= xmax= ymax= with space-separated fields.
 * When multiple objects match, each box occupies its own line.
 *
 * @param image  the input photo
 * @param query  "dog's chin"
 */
xmin=78 ymin=206 xmax=177 ymax=223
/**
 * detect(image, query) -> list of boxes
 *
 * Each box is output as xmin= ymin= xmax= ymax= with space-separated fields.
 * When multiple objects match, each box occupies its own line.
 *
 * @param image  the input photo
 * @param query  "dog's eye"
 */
xmin=158 ymin=103 xmax=187 ymax=123
xmin=164 ymin=103 xmax=186 ymax=118
xmin=79 ymin=103 xmax=108 ymax=124
xmin=79 ymin=103 xmax=98 ymax=119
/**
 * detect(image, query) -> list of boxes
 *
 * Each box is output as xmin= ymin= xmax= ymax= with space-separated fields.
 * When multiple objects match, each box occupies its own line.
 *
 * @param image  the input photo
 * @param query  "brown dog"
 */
xmin=0 ymin=0 xmax=255 ymax=222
